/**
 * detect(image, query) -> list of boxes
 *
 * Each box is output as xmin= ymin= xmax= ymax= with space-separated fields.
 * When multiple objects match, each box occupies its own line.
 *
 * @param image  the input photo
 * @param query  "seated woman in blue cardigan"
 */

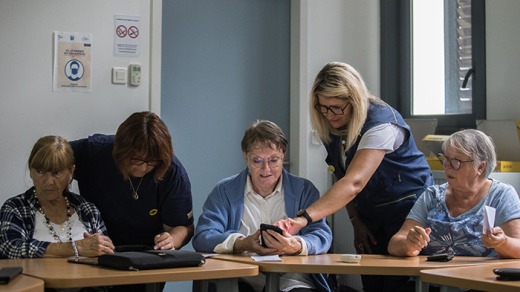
xmin=193 ymin=120 xmax=333 ymax=292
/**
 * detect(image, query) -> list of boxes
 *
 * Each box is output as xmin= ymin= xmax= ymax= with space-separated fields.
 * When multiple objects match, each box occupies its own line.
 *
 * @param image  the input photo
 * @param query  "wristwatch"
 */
xmin=296 ymin=209 xmax=313 ymax=226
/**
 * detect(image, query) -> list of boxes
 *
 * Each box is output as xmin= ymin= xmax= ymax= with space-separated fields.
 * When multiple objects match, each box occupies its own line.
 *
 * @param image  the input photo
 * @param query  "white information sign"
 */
xmin=114 ymin=15 xmax=141 ymax=56
xmin=53 ymin=31 xmax=93 ymax=92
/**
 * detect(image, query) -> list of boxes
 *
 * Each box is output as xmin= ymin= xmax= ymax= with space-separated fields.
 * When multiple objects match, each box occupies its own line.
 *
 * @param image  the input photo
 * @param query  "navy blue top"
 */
xmin=324 ymin=102 xmax=433 ymax=243
xmin=70 ymin=134 xmax=194 ymax=247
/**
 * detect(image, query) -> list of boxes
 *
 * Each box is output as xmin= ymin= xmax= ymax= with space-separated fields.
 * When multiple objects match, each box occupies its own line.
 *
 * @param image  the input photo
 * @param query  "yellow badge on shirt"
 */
xmin=149 ymin=209 xmax=158 ymax=216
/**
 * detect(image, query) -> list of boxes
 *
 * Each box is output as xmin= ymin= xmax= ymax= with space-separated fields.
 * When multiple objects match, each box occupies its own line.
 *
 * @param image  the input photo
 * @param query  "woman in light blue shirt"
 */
xmin=388 ymin=129 xmax=520 ymax=258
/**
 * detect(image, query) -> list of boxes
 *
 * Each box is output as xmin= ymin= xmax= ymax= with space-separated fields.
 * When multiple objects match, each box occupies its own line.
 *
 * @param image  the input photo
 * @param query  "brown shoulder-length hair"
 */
xmin=113 ymin=111 xmax=173 ymax=181
xmin=28 ymin=135 xmax=75 ymax=173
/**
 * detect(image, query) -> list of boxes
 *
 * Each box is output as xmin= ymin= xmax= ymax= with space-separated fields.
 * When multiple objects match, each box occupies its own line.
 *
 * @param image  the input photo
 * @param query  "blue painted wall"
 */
xmin=161 ymin=1 xmax=290 ymax=289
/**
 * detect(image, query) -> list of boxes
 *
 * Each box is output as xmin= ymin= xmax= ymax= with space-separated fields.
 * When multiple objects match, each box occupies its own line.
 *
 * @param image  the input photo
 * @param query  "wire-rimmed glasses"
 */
xmin=248 ymin=155 xmax=284 ymax=169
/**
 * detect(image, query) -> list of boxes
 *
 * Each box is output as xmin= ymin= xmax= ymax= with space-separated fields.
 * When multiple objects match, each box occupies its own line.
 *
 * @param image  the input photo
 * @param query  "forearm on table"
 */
xmin=232 ymin=236 xmax=250 ymax=253
xmin=166 ymin=224 xmax=194 ymax=249
xmin=388 ymin=235 xmax=415 ymax=256
xmin=495 ymin=236 xmax=520 ymax=259
xmin=43 ymin=242 xmax=76 ymax=257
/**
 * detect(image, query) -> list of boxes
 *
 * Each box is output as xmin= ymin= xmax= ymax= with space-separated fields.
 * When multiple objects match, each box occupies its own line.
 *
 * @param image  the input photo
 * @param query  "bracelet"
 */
xmin=71 ymin=240 xmax=79 ymax=258
xmin=293 ymin=238 xmax=303 ymax=256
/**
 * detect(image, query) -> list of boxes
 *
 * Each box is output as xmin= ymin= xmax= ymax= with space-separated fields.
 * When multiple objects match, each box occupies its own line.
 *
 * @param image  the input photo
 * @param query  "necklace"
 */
xmin=129 ymin=177 xmax=144 ymax=200
xmin=34 ymin=190 xmax=72 ymax=243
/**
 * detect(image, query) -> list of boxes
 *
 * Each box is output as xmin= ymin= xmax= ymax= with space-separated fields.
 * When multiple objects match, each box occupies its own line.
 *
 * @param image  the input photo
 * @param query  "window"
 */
xmin=381 ymin=0 xmax=486 ymax=134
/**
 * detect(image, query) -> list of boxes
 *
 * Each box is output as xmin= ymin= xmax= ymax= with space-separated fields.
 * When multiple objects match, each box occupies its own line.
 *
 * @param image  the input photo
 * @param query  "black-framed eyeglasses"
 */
xmin=314 ymin=102 xmax=350 ymax=115
xmin=248 ymin=155 xmax=284 ymax=169
xmin=437 ymin=153 xmax=473 ymax=170
xmin=130 ymin=158 xmax=163 ymax=166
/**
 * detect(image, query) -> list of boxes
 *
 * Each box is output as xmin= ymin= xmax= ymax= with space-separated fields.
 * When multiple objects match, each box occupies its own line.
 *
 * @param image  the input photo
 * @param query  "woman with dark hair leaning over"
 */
xmin=70 ymin=111 xmax=194 ymax=292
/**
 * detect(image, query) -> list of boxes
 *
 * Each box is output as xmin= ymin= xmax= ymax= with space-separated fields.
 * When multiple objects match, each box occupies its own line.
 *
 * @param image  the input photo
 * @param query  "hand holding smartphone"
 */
xmin=260 ymin=223 xmax=283 ymax=248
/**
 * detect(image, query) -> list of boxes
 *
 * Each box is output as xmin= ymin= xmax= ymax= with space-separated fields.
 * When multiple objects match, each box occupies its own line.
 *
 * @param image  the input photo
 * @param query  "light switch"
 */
xmin=112 ymin=67 xmax=127 ymax=84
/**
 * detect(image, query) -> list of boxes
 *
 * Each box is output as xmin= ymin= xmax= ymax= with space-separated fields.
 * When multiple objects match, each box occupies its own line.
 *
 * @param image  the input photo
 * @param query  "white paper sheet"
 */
xmin=483 ymin=205 xmax=496 ymax=234
xmin=250 ymin=255 xmax=282 ymax=262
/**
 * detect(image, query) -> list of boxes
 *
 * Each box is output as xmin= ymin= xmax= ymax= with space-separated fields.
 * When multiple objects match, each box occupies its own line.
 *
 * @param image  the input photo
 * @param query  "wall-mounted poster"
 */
xmin=114 ymin=15 xmax=140 ymax=56
xmin=53 ymin=31 xmax=92 ymax=92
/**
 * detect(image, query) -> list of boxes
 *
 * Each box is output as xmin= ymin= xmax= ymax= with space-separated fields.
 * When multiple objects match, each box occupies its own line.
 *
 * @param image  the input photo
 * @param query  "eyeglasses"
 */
xmin=130 ymin=158 xmax=163 ymax=166
xmin=437 ymin=153 xmax=473 ymax=170
xmin=248 ymin=156 xmax=284 ymax=169
xmin=314 ymin=102 xmax=350 ymax=115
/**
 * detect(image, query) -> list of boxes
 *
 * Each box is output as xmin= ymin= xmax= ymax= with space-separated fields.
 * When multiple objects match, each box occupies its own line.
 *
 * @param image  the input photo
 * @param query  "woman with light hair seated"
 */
xmin=389 ymin=129 xmax=520 ymax=259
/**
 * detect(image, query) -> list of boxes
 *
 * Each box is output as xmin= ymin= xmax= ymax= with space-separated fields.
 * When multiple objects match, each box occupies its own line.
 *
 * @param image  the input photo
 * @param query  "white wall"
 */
xmin=290 ymin=1 xmax=379 ymax=290
xmin=486 ymin=0 xmax=520 ymax=120
xmin=0 ymin=0 xmax=160 ymax=203
xmin=291 ymin=0 xmax=379 ymax=197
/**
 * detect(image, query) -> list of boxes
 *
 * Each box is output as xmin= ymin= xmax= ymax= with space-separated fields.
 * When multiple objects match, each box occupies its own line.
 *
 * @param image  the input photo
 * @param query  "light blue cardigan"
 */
xmin=193 ymin=168 xmax=333 ymax=292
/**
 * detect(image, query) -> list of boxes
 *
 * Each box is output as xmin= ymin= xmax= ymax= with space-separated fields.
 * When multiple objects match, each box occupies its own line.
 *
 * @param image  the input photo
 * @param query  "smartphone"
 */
xmin=0 ymin=267 xmax=23 ymax=284
xmin=426 ymin=253 xmax=454 ymax=262
xmin=260 ymin=223 xmax=283 ymax=248
xmin=493 ymin=268 xmax=520 ymax=281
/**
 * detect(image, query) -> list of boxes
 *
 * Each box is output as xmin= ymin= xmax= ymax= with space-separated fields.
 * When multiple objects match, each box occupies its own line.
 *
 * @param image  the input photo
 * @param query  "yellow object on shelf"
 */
xmin=495 ymin=161 xmax=520 ymax=172
xmin=422 ymin=134 xmax=449 ymax=158
xmin=426 ymin=157 xmax=443 ymax=171
xmin=428 ymin=158 xmax=520 ymax=172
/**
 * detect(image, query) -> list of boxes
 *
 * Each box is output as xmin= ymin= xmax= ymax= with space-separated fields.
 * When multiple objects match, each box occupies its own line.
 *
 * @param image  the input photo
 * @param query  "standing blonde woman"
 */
xmin=279 ymin=62 xmax=433 ymax=292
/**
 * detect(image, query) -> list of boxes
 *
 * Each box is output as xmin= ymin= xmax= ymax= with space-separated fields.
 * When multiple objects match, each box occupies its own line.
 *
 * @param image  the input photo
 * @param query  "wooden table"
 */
xmin=421 ymin=261 xmax=520 ymax=292
xmin=213 ymin=253 xmax=506 ymax=292
xmin=0 ymin=257 xmax=258 ymax=292
xmin=2 ymin=274 xmax=44 ymax=292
